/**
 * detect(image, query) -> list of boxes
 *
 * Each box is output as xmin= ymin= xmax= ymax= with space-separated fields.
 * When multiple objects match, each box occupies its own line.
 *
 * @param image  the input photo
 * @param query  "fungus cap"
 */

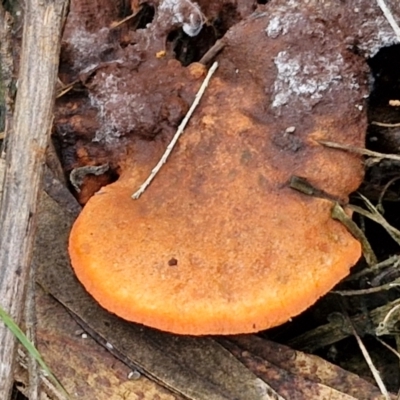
xmin=69 ymin=173 xmax=361 ymax=334
xmin=69 ymin=11 xmax=367 ymax=335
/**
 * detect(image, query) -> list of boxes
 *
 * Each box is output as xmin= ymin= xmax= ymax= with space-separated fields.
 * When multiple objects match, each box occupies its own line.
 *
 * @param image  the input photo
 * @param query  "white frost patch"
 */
xmin=264 ymin=5 xmax=305 ymax=39
xmin=158 ymin=0 xmax=204 ymax=36
xmin=89 ymin=73 xmax=148 ymax=143
xmin=265 ymin=14 xmax=297 ymax=38
xmin=67 ymin=27 xmax=112 ymax=71
xmin=272 ymin=51 xmax=345 ymax=109
xmin=356 ymin=14 xmax=399 ymax=58
xmin=265 ymin=16 xmax=284 ymax=38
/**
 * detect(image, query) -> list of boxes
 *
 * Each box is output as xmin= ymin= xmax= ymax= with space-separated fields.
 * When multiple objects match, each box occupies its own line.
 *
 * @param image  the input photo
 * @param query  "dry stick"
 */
xmin=110 ymin=8 xmax=141 ymax=30
xmin=378 ymin=334 xmax=400 ymax=399
xmin=371 ymin=121 xmax=400 ymax=128
xmin=199 ymin=39 xmax=225 ymax=65
xmin=288 ymin=178 xmax=378 ymax=264
xmin=350 ymin=194 xmax=400 ymax=246
xmin=0 ymin=0 xmax=68 ymax=398
xmin=347 ymin=254 xmax=400 ymax=281
xmin=288 ymin=301 xmax=400 ymax=352
xmin=331 ymin=203 xmax=377 ymax=266
xmin=376 ymin=337 xmax=400 ymax=362
xmin=376 ymin=0 xmax=400 ymax=41
xmin=132 ymin=61 xmax=219 ymax=199
xmin=377 ymin=176 xmax=400 ymax=212
xmin=318 ymin=139 xmax=400 ymax=162
xmin=333 ymin=279 xmax=400 ymax=296
xmin=17 ymin=349 xmax=68 ymax=400
xmin=55 ymin=82 xmax=75 ymax=98
xmin=346 ymin=313 xmax=390 ymax=400
xmin=376 ymin=303 xmax=400 ymax=336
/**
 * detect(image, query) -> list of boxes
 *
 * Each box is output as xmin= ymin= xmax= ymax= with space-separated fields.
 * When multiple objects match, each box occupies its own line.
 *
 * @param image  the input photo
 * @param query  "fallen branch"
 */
xmin=0 ymin=0 xmax=68 ymax=397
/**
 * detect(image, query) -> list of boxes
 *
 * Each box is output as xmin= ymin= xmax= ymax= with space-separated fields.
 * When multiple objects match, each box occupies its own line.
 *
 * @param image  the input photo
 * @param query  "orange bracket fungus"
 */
xmin=67 ymin=1 xmax=395 ymax=335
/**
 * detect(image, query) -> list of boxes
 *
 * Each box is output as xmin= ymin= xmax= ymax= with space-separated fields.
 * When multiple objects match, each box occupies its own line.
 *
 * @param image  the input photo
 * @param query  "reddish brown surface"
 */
xmin=67 ymin=1 xmax=375 ymax=334
xmin=55 ymin=0 xmax=258 ymax=190
xmin=55 ymin=0 xmax=397 ymax=198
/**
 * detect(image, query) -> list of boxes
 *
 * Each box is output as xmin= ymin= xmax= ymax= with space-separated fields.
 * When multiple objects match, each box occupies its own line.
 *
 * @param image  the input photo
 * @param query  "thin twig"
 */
xmin=333 ymin=279 xmax=400 ymax=296
xmin=371 ymin=121 xmax=400 ymax=128
xmin=376 ymin=337 xmax=400 ymax=361
xmin=347 ymin=254 xmax=400 ymax=281
xmin=17 ymin=349 xmax=68 ymax=400
xmin=377 ymin=176 xmax=400 ymax=212
xmin=331 ymin=203 xmax=377 ymax=266
xmin=56 ymin=81 xmax=77 ymax=98
xmin=199 ymin=39 xmax=225 ymax=65
xmin=319 ymin=139 xmax=400 ymax=162
xmin=345 ymin=312 xmax=390 ymax=400
xmin=288 ymin=180 xmax=378 ymax=265
xmin=371 ymin=267 xmax=400 ymax=287
xmin=110 ymin=10 xmax=140 ymax=29
xmin=132 ymin=61 xmax=219 ymax=199
xmin=350 ymin=193 xmax=400 ymax=245
xmin=376 ymin=303 xmax=400 ymax=336
xmin=376 ymin=0 xmax=400 ymax=41
xmin=393 ymin=335 xmax=400 ymax=400
xmin=318 ymin=140 xmax=400 ymax=162
xmin=288 ymin=301 xmax=400 ymax=352
xmin=350 ymin=203 xmax=400 ymax=243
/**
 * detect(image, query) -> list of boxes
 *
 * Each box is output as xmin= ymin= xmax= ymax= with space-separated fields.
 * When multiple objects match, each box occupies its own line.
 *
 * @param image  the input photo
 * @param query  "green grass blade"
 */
xmin=0 ymin=305 xmax=70 ymax=399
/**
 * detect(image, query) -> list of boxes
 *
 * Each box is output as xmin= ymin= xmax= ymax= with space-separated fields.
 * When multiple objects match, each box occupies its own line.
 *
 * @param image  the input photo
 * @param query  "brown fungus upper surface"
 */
xmin=69 ymin=5 xmax=370 ymax=335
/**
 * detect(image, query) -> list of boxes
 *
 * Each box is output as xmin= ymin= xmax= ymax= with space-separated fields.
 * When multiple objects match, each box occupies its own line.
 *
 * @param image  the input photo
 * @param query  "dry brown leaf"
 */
xmin=18 ymin=286 xmax=181 ymax=400
xmin=222 ymin=336 xmax=392 ymax=400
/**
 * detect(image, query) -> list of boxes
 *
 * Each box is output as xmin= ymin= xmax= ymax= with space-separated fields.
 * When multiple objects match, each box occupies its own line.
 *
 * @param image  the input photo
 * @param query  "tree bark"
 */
xmin=0 ymin=0 xmax=68 ymax=398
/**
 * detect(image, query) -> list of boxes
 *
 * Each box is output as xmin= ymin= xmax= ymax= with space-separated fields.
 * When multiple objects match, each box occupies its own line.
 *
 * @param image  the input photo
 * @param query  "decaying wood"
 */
xmin=0 ymin=0 xmax=68 ymax=398
xmin=0 ymin=2 xmax=15 ymax=145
